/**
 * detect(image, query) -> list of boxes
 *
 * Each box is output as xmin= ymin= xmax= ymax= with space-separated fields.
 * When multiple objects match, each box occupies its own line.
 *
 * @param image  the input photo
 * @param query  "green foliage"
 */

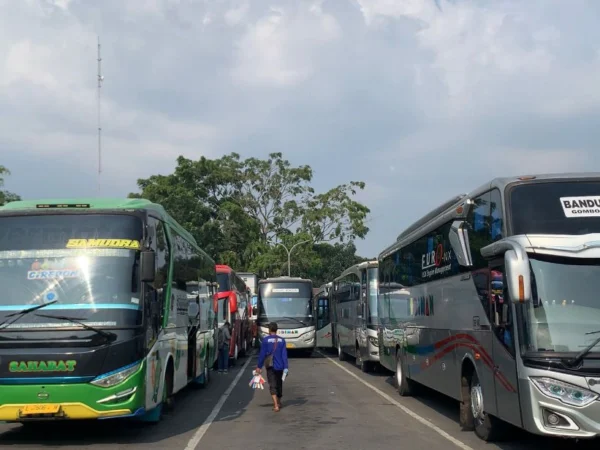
xmin=0 ymin=166 xmax=20 ymax=206
xmin=130 ymin=152 xmax=371 ymax=281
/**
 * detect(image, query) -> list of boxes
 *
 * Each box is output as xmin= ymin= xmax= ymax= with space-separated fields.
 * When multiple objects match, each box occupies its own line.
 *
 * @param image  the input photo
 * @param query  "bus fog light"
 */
xmin=531 ymin=377 xmax=598 ymax=407
xmin=91 ymin=361 xmax=142 ymax=388
xmin=541 ymin=408 xmax=578 ymax=430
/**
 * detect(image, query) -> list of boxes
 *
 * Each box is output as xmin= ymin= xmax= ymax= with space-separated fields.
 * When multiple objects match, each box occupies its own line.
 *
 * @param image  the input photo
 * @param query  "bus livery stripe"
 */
xmin=405 ymin=334 xmax=517 ymax=393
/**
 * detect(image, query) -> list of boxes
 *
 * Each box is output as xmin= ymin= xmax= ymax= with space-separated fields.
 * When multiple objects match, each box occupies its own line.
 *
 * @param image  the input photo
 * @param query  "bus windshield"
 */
xmin=0 ymin=214 xmax=143 ymax=328
xmin=217 ymin=273 xmax=230 ymax=293
xmin=509 ymin=180 xmax=600 ymax=235
xmin=520 ymin=254 xmax=600 ymax=355
xmin=258 ymin=282 xmax=313 ymax=326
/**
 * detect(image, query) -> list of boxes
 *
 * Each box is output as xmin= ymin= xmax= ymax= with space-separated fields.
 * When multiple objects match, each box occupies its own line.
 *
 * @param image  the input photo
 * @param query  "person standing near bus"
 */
xmin=256 ymin=322 xmax=289 ymax=412
xmin=218 ymin=321 xmax=231 ymax=373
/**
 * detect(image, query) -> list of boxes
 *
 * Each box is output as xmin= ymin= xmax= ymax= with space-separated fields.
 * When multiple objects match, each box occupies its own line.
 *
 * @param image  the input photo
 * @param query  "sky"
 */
xmin=1 ymin=0 xmax=600 ymax=258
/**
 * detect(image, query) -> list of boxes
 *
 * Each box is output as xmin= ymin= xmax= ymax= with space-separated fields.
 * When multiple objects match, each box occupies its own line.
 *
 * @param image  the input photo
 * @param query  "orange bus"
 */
xmin=215 ymin=265 xmax=253 ymax=364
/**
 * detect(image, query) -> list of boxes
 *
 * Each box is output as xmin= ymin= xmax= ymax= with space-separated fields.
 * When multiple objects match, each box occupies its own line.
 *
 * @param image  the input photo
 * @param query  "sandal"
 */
xmin=273 ymin=406 xmax=280 ymax=412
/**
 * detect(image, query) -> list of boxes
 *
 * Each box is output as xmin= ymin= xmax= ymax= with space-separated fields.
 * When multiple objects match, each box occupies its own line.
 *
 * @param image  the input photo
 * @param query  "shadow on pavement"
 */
xmin=378 ymin=370 xmax=600 ymax=450
xmin=319 ymin=347 xmax=600 ymax=449
xmin=0 ymin=352 xmax=258 ymax=447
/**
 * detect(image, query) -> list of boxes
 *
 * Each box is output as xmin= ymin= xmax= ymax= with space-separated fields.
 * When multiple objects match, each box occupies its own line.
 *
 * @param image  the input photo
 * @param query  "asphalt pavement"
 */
xmin=0 ymin=349 xmax=599 ymax=449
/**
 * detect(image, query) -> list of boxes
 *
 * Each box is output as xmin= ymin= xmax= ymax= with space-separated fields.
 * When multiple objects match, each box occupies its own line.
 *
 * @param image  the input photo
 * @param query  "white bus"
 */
xmin=378 ymin=173 xmax=600 ymax=441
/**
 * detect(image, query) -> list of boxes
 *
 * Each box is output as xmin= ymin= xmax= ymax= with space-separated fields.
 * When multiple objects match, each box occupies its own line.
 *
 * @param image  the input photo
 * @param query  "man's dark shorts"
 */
xmin=266 ymin=368 xmax=283 ymax=398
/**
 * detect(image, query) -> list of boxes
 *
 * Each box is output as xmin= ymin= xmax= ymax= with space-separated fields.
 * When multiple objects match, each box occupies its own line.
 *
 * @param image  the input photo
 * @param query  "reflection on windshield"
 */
xmin=0 ymin=248 xmax=141 ymax=315
xmin=520 ymin=256 xmax=600 ymax=354
xmin=258 ymin=297 xmax=312 ymax=319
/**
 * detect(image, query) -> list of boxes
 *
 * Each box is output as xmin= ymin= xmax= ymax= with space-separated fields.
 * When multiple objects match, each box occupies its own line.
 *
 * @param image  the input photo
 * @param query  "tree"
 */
xmin=0 ymin=165 xmax=20 ymax=206
xmin=301 ymin=182 xmax=370 ymax=242
xmin=129 ymin=156 xmax=260 ymax=266
xmin=129 ymin=152 xmax=372 ymax=276
xmin=231 ymin=152 xmax=313 ymax=244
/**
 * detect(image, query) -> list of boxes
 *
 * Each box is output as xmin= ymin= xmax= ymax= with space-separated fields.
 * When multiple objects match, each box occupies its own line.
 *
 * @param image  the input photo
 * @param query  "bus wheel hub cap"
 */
xmin=471 ymin=385 xmax=484 ymax=420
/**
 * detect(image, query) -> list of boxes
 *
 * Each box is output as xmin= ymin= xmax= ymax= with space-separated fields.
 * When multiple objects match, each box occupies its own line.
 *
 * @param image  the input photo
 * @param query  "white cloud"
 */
xmin=1 ymin=0 xmax=599 ymax=258
xmin=231 ymin=2 xmax=342 ymax=87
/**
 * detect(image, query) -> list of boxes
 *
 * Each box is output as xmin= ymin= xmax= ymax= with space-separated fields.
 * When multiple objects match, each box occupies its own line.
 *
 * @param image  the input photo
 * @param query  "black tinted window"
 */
xmin=217 ymin=273 xmax=230 ymax=292
xmin=510 ymin=181 xmax=600 ymax=235
xmin=0 ymin=214 xmax=142 ymax=250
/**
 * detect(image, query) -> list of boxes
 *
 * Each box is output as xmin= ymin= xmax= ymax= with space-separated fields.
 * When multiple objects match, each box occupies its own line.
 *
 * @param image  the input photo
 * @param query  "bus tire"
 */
xmin=356 ymin=343 xmax=370 ymax=372
xmin=163 ymin=361 xmax=175 ymax=413
xmin=337 ymin=338 xmax=347 ymax=361
xmin=467 ymin=371 xmax=504 ymax=441
xmin=200 ymin=352 xmax=210 ymax=388
xmin=395 ymin=350 xmax=415 ymax=396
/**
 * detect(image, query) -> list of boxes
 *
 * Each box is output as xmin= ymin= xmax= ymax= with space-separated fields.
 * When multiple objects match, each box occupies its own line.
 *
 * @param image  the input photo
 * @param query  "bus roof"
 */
xmin=258 ymin=276 xmax=312 ymax=284
xmin=380 ymin=172 xmax=600 ymax=260
xmin=333 ymin=260 xmax=377 ymax=282
xmin=0 ymin=197 xmax=205 ymax=259
xmin=216 ymin=264 xmax=233 ymax=273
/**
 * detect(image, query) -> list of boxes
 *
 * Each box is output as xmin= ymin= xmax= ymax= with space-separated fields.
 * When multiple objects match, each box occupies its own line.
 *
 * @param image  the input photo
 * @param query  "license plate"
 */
xmin=286 ymin=343 xmax=295 ymax=349
xmin=20 ymin=404 xmax=60 ymax=415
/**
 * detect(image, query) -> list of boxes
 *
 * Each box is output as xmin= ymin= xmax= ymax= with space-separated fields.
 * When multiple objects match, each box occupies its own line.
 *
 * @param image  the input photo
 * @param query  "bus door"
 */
xmin=187 ymin=286 xmax=200 ymax=380
xmin=489 ymin=261 xmax=522 ymax=428
xmin=357 ymin=269 xmax=369 ymax=356
xmin=316 ymin=295 xmax=332 ymax=348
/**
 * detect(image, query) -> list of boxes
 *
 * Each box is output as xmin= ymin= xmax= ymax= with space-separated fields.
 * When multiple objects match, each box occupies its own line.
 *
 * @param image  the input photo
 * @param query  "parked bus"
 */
xmin=314 ymin=282 xmax=333 ymax=349
xmin=257 ymin=276 xmax=314 ymax=355
xmin=215 ymin=265 xmax=253 ymax=363
xmin=0 ymin=198 xmax=218 ymax=423
xmin=331 ymin=261 xmax=380 ymax=372
xmin=378 ymin=173 xmax=600 ymax=441
xmin=238 ymin=272 xmax=259 ymax=347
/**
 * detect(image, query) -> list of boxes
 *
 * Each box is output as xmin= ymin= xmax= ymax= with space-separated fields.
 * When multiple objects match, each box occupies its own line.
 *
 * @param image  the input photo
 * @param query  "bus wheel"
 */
xmin=356 ymin=345 xmax=370 ymax=372
xmin=469 ymin=372 xmax=504 ymax=441
xmin=395 ymin=350 xmax=415 ymax=396
xmin=163 ymin=365 xmax=175 ymax=413
xmin=337 ymin=339 xmax=347 ymax=361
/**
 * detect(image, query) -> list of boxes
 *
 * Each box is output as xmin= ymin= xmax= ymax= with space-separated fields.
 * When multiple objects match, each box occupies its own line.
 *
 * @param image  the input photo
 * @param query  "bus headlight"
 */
xmin=531 ymin=377 xmax=598 ymax=407
xmin=91 ymin=361 xmax=142 ymax=388
xmin=369 ymin=336 xmax=379 ymax=347
xmin=303 ymin=330 xmax=315 ymax=342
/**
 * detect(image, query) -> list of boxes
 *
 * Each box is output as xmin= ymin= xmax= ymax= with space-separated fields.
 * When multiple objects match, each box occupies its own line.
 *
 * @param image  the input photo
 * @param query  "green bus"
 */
xmin=0 ymin=198 xmax=218 ymax=423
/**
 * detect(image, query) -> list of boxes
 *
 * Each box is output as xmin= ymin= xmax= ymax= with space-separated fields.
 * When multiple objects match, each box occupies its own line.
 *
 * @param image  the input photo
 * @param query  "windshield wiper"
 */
xmin=34 ymin=313 xmax=117 ymax=342
xmin=281 ymin=316 xmax=308 ymax=327
xmin=258 ymin=315 xmax=309 ymax=326
xmin=0 ymin=301 xmax=58 ymax=331
xmin=564 ymin=331 xmax=600 ymax=367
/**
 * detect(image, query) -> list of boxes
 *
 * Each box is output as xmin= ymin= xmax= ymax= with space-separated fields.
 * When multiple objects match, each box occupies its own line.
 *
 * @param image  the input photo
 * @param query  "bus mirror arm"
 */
xmin=482 ymin=239 xmax=532 ymax=303
xmin=140 ymin=251 xmax=156 ymax=282
xmin=449 ymin=220 xmax=473 ymax=267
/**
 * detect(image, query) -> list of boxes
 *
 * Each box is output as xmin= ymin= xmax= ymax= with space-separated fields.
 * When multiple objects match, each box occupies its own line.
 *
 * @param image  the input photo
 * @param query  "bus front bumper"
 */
xmin=0 ymin=370 xmax=145 ymax=422
xmin=523 ymin=377 xmax=600 ymax=438
xmin=259 ymin=328 xmax=315 ymax=349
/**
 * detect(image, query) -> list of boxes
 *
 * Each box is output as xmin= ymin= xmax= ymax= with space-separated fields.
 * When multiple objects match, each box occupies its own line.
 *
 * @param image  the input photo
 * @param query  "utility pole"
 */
xmin=277 ymin=240 xmax=311 ymax=276
xmin=97 ymin=36 xmax=104 ymax=194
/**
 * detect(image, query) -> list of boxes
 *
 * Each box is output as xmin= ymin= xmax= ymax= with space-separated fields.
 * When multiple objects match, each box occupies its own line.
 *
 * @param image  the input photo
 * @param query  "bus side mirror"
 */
xmin=449 ymin=220 xmax=473 ymax=267
xmin=505 ymin=249 xmax=531 ymax=303
xmin=140 ymin=251 xmax=156 ymax=282
xmin=252 ymin=306 xmax=258 ymax=315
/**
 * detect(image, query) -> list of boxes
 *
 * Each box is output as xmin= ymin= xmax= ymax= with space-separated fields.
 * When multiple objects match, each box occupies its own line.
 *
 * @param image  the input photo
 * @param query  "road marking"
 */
xmin=318 ymin=351 xmax=474 ymax=450
xmin=184 ymin=355 xmax=254 ymax=450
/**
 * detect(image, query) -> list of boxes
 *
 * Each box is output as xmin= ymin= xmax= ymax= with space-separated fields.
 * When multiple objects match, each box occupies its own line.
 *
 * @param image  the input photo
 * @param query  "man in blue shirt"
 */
xmin=256 ymin=322 xmax=289 ymax=412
